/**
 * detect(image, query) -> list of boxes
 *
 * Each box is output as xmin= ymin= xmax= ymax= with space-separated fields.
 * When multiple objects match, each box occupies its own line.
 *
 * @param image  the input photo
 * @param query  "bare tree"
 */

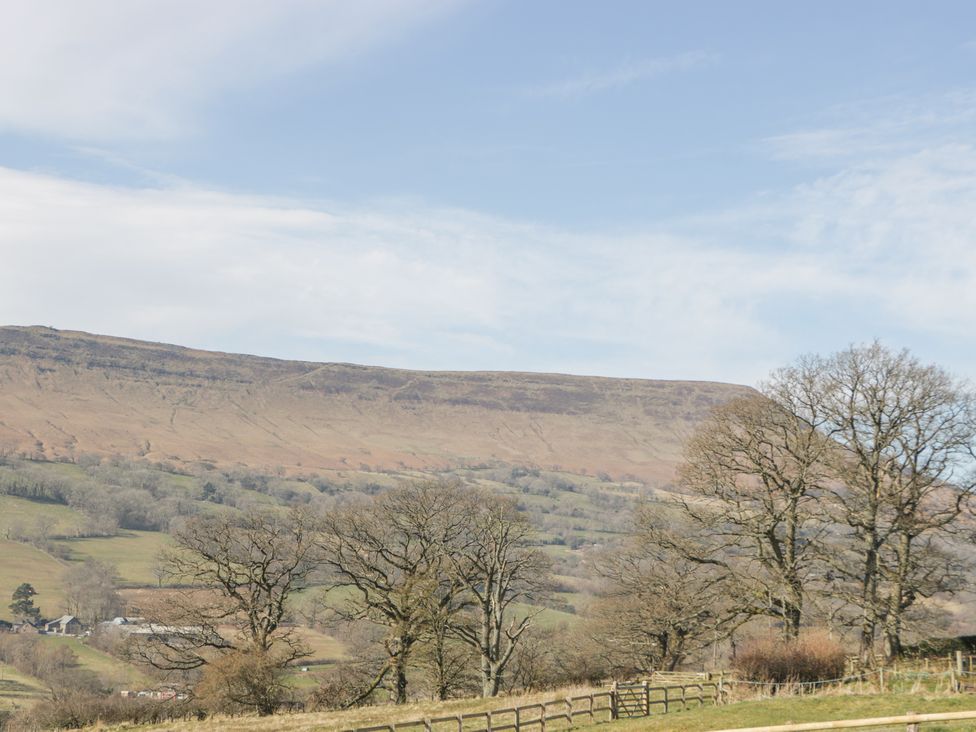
xmin=62 ymin=559 xmax=123 ymax=626
xmin=131 ymin=508 xmax=321 ymax=713
xmin=593 ymin=520 xmax=740 ymax=673
xmin=448 ymin=493 xmax=551 ymax=697
xmin=769 ymin=343 xmax=976 ymax=660
xmin=674 ymin=394 xmax=832 ymax=638
xmin=318 ymin=482 xmax=470 ymax=704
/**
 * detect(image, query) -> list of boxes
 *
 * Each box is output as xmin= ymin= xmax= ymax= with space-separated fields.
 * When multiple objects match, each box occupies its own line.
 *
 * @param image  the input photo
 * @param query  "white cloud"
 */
xmin=0 ymin=0 xmax=460 ymax=140
xmin=2 ymin=138 xmax=975 ymax=385
xmin=0 ymin=165 xmax=785 ymax=381
xmin=527 ymin=51 xmax=716 ymax=99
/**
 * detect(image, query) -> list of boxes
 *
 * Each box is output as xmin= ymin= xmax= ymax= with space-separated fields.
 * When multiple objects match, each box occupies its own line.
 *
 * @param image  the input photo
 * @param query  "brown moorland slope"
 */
xmin=0 ymin=326 xmax=750 ymax=483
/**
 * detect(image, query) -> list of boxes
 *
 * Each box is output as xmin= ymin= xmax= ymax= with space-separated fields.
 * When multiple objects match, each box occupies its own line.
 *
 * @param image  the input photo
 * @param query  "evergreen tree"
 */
xmin=9 ymin=582 xmax=41 ymax=623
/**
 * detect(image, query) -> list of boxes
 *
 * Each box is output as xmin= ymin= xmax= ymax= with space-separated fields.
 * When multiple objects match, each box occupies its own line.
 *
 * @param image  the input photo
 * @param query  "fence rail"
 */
xmin=340 ymin=679 xmax=723 ymax=732
xmin=706 ymin=709 xmax=976 ymax=732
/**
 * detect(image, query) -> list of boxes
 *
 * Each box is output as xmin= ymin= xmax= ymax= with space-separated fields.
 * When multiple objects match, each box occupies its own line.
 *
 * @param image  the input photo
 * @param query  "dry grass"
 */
xmin=0 ymin=662 xmax=46 ymax=712
xmin=0 ymin=326 xmax=748 ymax=483
xmin=120 ymin=684 xmax=608 ymax=732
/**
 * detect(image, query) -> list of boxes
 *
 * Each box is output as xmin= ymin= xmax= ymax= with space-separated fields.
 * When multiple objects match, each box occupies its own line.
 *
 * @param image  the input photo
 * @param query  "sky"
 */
xmin=1 ymin=0 xmax=974 ymax=386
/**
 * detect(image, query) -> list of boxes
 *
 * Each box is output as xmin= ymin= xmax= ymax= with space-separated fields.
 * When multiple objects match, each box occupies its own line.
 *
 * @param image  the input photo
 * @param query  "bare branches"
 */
xmin=130 ymin=509 xmax=320 ymax=681
xmin=670 ymin=394 xmax=831 ymax=638
xmin=447 ymin=491 xmax=552 ymax=697
xmin=317 ymin=481 xmax=473 ymax=704
xmin=773 ymin=343 xmax=976 ymax=659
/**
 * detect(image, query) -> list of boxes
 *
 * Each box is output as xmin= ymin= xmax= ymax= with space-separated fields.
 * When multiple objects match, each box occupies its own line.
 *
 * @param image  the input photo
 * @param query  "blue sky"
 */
xmin=1 ymin=1 xmax=974 ymax=385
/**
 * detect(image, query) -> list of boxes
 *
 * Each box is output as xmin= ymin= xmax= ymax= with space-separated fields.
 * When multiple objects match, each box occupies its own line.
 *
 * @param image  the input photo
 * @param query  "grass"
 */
xmin=0 ymin=495 xmax=89 ymax=537
xmin=38 ymin=635 xmax=150 ymax=687
xmin=510 ymin=602 xmax=580 ymax=629
xmin=0 ymin=662 xmax=46 ymax=712
xmin=596 ymin=691 xmax=976 ymax=731
xmin=0 ymin=540 xmax=67 ymax=621
xmin=122 ymin=689 xmax=976 ymax=732
xmin=291 ymin=627 xmax=346 ymax=663
xmin=53 ymin=530 xmax=171 ymax=585
xmin=123 ymin=683 xmax=607 ymax=731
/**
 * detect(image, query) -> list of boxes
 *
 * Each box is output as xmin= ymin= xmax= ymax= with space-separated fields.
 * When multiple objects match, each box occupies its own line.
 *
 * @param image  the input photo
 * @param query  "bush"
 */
xmin=8 ymin=692 xmax=202 ymax=730
xmin=733 ymin=632 xmax=846 ymax=684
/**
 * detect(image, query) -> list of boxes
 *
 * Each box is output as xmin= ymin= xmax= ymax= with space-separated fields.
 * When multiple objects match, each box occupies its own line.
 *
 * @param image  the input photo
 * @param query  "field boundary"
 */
xmin=341 ymin=680 xmax=724 ymax=732
xmin=706 ymin=708 xmax=976 ymax=732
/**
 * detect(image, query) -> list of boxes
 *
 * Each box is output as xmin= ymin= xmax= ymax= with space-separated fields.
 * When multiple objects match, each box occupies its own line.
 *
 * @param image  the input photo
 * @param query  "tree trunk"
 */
xmin=482 ymin=664 xmax=501 ymax=697
xmin=859 ymin=531 xmax=879 ymax=664
xmin=393 ymin=656 xmax=408 ymax=704
xmin=784 ymin=602 xmax=802 ymax=641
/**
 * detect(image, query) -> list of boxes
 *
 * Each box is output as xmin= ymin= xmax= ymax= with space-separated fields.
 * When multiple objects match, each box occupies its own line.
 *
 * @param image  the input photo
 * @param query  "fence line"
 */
xmin=340 ymin=680 xmax=724 ymax=732
xmin=706 ymin=709 xmax=976 ymax=732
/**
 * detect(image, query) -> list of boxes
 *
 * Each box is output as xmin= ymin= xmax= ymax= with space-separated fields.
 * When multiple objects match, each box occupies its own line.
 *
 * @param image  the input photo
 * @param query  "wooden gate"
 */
xmin=613 ymin=682 xmax=648 ymax=718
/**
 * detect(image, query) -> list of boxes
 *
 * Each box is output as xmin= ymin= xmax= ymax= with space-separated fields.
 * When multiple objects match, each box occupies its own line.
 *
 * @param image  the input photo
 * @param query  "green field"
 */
xmin=38 ymin=635 xmax=150 ymax=687
xmin=0 ymin=540 xmax=68 ymax=621
xmin=53 ymin=530 xmax=170 ymax=585
xmin=0 ymin=495 xmax=89 ymax=538
xmin=0 ymin=662 xmax=46 ymax=712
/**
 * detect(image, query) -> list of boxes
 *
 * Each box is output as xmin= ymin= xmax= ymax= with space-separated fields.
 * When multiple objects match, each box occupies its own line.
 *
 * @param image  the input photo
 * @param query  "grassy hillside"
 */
xmin=0 ymin=540 xmax=68 ymax=622
xmin=0 ymin=326 xmax=749 ymax=484
xmin=52 ymin=531 xmax=170 ymax=586
xmin=0 ymin=662 xmax=46 ymax=712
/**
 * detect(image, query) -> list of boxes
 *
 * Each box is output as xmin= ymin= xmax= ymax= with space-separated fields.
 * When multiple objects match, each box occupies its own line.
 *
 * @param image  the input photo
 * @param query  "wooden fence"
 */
xmin=707 ymin=709 xmax=976 ymax=732
xmin=341 ymin=679 xmax=724 ymax=732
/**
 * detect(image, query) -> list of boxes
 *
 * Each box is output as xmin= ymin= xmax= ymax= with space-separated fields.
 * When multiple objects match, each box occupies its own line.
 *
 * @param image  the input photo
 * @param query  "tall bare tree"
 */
xmin=318 ymin=482 xmax=471 ymax=704
xmin=769 ymin=343 xmax=976 ymax=660
xmin=662 ymin=394 xmax=832 ymax=638
xmin=448 ymin=493 xmax=551 ymax=697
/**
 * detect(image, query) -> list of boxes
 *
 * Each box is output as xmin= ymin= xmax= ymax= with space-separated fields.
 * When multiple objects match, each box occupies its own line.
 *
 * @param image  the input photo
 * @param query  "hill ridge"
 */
xmin=0 ymin=326 xmax=751 ymax=482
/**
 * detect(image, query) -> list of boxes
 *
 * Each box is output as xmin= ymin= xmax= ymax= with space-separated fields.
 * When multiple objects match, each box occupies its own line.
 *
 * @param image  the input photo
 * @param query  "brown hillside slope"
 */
xmin=0 ymin=327 xmax=751 ymax=482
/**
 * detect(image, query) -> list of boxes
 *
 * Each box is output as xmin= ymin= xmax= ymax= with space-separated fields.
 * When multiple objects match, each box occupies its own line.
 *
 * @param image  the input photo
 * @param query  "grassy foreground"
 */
xmin=600 ymin=692 xmax=976 ymax=731
xmin=116 ymin=691 xmax=976 ymax=732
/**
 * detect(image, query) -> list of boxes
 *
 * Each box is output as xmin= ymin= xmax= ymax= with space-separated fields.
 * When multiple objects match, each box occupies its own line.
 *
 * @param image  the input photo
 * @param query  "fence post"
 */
xmin=424 ymin=720 xmax=431 ymax=732
xmin=906 ymin=711 xmax=919 ymax=732
xmin=641 ymin=680 xmax=649 ymax=716
xmin=515 ymin=706 xmax=521 ymax=732
xmin=540 ymin=704 xmax=546 ymax=732
xmin=663 ymin=686 xmax=670 ymax=714
xmin=610 ymin=681 xmax=618 ymax=720
xmin=487 ymin=710 xmax=493 ymax=732
xmin=456 ymin=714 xmax=462 ymax=732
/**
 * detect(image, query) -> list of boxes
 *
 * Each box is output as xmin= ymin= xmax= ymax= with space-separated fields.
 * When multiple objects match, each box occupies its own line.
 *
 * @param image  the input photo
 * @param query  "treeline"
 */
xmin=123 ymin=482 xmax=552 ymax=716
xmin=0 ymin=452 xmax=631 ymax=578
xmin=602 ymin=342 xmax=976 ymax=670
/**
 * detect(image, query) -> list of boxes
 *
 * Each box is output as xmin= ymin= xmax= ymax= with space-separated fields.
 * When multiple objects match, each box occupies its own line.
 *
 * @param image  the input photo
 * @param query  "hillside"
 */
xmin=0 ymin=327 xmax=749 ymax=483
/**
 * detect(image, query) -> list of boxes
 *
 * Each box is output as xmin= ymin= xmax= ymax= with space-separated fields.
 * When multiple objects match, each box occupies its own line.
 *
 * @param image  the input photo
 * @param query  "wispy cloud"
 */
xmin=762 ymin=89 xmax=976 ymax=162
xmin=2 ymin=133 xmax=976 ymax=384
xmin=0 ymin=0 xmax=460 ymax=141
xmin=527 ymin=51 xmax=716 ymax=99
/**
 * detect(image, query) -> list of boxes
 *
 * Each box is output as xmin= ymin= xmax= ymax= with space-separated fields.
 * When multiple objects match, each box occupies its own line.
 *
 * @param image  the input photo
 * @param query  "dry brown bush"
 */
xmin=733 ymin=631 xmax=846 ymax=683
xmin=7 ymin=692 xmax=202 ymax=731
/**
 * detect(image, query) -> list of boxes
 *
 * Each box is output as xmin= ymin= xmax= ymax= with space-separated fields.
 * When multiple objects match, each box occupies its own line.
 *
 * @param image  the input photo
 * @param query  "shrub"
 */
xmin=733 ymin=631 xmax=846 ymax=684
xmin=8 ymin=692 xmax=202 ymax=730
